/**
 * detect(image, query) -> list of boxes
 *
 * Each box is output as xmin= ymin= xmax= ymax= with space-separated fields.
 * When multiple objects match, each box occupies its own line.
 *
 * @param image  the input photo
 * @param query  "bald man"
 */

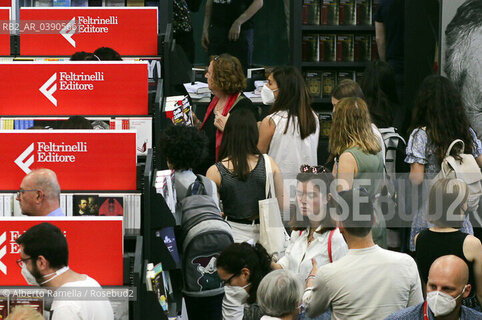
xmin=386 ymin=255 xmax=482 ymax=319
xmin=16 ymin=168 xmax=64 ymax=216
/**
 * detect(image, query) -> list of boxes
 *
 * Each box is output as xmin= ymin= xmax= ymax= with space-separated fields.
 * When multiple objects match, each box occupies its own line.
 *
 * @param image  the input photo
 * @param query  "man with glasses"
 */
xmin=16 ymin=168 xmax=64 ymax=216
xmin=16 ymin=222 xmax=114 ymax=320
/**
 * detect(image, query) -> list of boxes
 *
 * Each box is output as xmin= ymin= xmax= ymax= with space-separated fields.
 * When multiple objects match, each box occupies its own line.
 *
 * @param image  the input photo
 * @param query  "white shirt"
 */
xmin=277 ymin=227 xmax=347 ymax=280
xmin=51 ymin=276 xmax=114 ymax=320
xmin=268 ymin=111 xmax=319 ymax=179
xmin=303 ymin=245 xmax=423 ymax=320
xmin=372 ymin=123 xmax=385 ymax=163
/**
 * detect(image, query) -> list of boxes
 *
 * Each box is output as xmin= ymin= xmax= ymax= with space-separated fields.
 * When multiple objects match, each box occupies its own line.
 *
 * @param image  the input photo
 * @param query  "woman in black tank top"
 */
xmin=415 ymin=178 xmax=482 ymax=308
xmin=207 ymin=109 xmax=284 ymax=243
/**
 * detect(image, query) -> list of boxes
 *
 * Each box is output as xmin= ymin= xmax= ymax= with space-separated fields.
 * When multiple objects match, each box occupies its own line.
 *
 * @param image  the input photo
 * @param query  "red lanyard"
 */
xmin=423 ymin=301 xmax=429 ymax=320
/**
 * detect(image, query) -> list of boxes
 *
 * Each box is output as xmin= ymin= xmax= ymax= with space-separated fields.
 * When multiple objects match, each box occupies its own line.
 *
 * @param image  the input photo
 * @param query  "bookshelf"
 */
xmin=292 ymin=0 xmax=379 ymax=111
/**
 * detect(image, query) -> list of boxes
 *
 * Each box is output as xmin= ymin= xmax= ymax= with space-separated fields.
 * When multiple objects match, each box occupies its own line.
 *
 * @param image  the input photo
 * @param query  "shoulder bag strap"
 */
xmin=328 ymin=228 xmax=336 ymax=263
xmin=446 ymin=139 xmax=465 ymax=157
xmin=262 ymin=154 xmax=275 ymax=199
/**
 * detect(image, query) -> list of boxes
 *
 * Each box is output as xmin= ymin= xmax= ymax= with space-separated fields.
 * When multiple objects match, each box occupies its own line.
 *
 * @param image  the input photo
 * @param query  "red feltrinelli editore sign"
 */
xmin=20 ymin=7 xmax=158 ymax=56
xmin=0 ymin=61 xmax=148 ymax=115
xmin=0 ymin=130 xmax=137 ymax=191
xmin=0 ymin=8 xmax=10 ymax=55
xmin=0 ymin=217 xmax=123 ymax=286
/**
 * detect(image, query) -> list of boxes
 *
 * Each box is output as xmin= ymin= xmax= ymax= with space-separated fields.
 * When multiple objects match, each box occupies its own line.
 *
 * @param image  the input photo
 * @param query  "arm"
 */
xmin=228 ymin=0 xmax=263 ymax=41
xmin=407 ymin=258 xmax=424 ymax=306
xmin=409 ymin=163 xmax=425 ymax=185
xmin=336 ymin=152 xmax=358 ymax=192
xmin=476 ymin=154 xmax=482 ymax=168
xmin=206 ymin=165 xmax=222 ymax=208
xmin=201 ymin=0 xmax=213 ymax=51
xmin=270 ymin=156 xmax=285 ymax=211
xmin=303 ymin=260 xmax=331 ymax=318
xmin=463 ymin=235 xmax=482 ymax=302
xmin=375 ymin=21 xmax=386 ymax=61
xmin=257 ymin=116 xmax=276 ymax=154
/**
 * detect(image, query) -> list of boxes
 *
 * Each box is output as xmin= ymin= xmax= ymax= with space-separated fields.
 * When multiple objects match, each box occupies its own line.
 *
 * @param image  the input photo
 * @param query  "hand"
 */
xmin=228 ymin=21 xmax=241 ymax=41
xmin=305 ymin=258 xmax=318 ymax=288
xmin=201 ymin=29 xmax=210 ymax=51
xmin=310 ymin=258 xmax=318 ymax=275
xmin=214 ymin=112 xmax=230 ymax=132
xmin=192 ymin=112 xmax=201 ymax=128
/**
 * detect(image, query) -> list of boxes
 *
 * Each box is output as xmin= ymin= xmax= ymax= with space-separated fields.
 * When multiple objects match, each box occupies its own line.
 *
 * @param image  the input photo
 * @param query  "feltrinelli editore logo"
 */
xmin=60 ymin=15 xmax=119 ymax=47
xmin=39 ymin=71 xmax=105 ymax=107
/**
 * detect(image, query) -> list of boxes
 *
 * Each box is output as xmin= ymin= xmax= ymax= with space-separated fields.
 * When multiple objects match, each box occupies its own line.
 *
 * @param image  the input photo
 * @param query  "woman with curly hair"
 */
xmin=197 ymin=53 xmax=257 ymax=174
xmin=405 ymin=75 xmax=482 ymax=251
xmin=257 ymin=66 xmax=319 ymax=179
xmin=217 ymin=242 xmax=272 ymax=320
xmin=330 ymin=97 xmax=386 ymax=248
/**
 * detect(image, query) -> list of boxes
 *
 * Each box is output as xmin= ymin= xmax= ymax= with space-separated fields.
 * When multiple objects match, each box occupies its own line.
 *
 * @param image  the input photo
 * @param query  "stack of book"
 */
xmin=303 ymin=0 xmax=377 ymax=26
xmin=304 ymin=70 xmax=365 ymax=97
xmin=303 ymin=33 xmax=376 ymax=62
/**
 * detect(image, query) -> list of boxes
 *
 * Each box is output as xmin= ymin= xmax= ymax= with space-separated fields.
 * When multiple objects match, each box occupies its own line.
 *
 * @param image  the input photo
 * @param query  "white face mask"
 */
xmin=222 ymin=283 xmax=250 ymax=320
xmin=426 ymin=286 xmax=466 ymax=317
xmin=261 ymin=84 xmax=277 ymax=105
xmin=21 ymin=265 xmax=69 ymax=286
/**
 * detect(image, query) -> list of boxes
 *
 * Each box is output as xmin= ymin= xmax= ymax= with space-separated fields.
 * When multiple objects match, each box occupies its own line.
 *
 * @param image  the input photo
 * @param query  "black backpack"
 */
xmin=180 ymin=175 xmax=233 ymax=297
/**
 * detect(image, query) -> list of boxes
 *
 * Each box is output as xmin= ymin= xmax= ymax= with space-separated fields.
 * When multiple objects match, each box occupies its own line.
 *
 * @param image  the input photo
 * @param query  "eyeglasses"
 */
xmin=16 ymin=257 xmax=33 ymax=268
xmin=300 ymin=165 xmax=328 ymax=174
xmin=16 ymin=189 xmax=39 ymax=198
xmin=222 ymin=272 xmax=239 ymax=286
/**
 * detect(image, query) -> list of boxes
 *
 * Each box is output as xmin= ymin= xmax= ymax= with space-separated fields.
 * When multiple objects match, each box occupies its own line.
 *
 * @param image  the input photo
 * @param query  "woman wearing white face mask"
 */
xmin=217 ymin=242 xmax=272 ymax=320
xmin=258 ymin=66 xmax=320 ymax=180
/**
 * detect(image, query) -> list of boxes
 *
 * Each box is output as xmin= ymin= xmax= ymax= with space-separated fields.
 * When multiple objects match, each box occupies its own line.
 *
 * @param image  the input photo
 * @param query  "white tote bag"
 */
xmin=258 ymin=154 xmax=288 ymax=260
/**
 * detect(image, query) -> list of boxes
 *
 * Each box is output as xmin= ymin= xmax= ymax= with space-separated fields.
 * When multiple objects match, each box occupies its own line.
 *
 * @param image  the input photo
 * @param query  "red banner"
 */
xmin=20 ymin=7 xmax=158 ymax=56
xmin=0 ymin=8 xmax=10 ymax=55
xmin=0 ymin=62 xmax=148 ymax=115
xmin=0 ymin=130 xmax=137 ymax=191
xmin=0 ymin=217 xmax=123 ymax=286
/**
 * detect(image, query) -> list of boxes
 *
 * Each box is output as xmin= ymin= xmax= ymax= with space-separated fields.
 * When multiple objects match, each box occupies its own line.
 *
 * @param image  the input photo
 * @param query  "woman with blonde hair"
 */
xmin=330 ymin=97 xmax=386 ymax=248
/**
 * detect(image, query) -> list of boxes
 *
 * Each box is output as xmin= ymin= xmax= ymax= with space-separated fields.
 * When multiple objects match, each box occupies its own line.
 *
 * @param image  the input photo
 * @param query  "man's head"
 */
xmin=335 ymin=188 xmax=374 ymax=238
xmin=78 ymin=198 xmax=88 ymax=213
xmin=426 ymin=255 xmax=471 ymax=317
xmin=445 ymin=0 xmax=482 ymax=137
xmin=16 ymin=169 xmax=61 ymax=216
xmin=16 ymin=223 xmax=68 ymax=286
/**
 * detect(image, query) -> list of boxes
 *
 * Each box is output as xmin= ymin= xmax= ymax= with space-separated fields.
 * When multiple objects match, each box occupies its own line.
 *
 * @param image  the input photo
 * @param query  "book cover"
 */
xmin=318 ymin=34 xmax=336 ymax=62
xmin=302 ymin=0 xmax=321 ymax=25
xmin=73 ymin=195 xmax=99 ymax=216
xmin=339 ymin=0 xmax=356 ymax=25
xmin=34 ymin=0 xmax=53 ymax=6
xmin=356 ymin=71 xmax=365 ymax=84
xmin=336 ymin=34 xmax=354 ymax=62
xmin=71 ymin=0 xmax=88 ymax=6
xmin=356 ymin=0 xmax=372 ymax=25
xmin=302 ymin=34 xmax=319 ymax=62
xmin=152 ymin=263 xmax=169 ymax=312
xmin=126 ymin=0 xmax=143 ymax=5
xmin=337 ymin=71 xmax=355 ymax=83
xmin=319 ymin=112 xmax=333 ymax=137
xmin=103 ymin=0 xmax=125 ymax=5
xmin=371 ymin=35 xmax=378 ymax=60
xmin=322 ymin=71 xmax=336 ymax=97
xmin=156 ymin=227 xmax=181 ymax=266
xmin=99 ymin=196 xmax=124 ymax=216
xmin=53 ymin=0 xmax=70 ymax=6
xmin=354 ymin=34 xmax=371 ymax=61
xmin=9 ymin=296 xmax=43 ymax=315
xmin=304 ymin=71 xmax=322 ymax=97
xmin=129 ymin=118 xmax=152 ymax=156
xmin=321 ymin=0 xmax=339 ymax=25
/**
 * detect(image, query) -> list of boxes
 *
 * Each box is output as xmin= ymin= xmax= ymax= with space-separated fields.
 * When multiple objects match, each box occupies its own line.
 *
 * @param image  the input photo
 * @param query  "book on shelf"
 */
xmin=336 ymin=34 xmax=354 ymax=62
xmin=34 ymin=0 xmax=53 ymax=6
xmin=302 ymin=0 xmax=321 ymax=25
xmin=99 ymin=196 xmax=124 ymax=216
xmin=339 ymin=0 xmax=356 ymax=25
xmin=73 ymin=195 xmax=99 ymax=217
xmin=102 ymin=0 xmax=125 ymax=5
xmin=156 ymin=227 xmax=181 ymax=267
xmin=356 ymin=71 xmax=365 ymax=84
xmin=322 ymin=71 xmax=336 ymax=97
xmin=183 ymin=81 xmax=211 ymax=94
xmin=337 ymin=71 xmax=355 ymax=83
xmin=53 ymin=0 xmax=70 ymax=6
xmin=302 ymin=34 xmax=319 ymax=62
xmin=9 ymin=296 xmax=43 ymax=316
xmin=304 ymin=71 xmax=322 ymax=97
xmin=0 ymin=297 xmax=7 ymax=319
xmin=354 ymin=34 xmax=371 ymax=61
xmin=126 ymin=0 xmax=144 ymax=5
xmin=319 ymin=112 xmax=333 ymax=137
xmin=71 ymin=0 xmax=88 ymax=6
xmin=356 ymin=0 xmax=372 ymax=25
xmin=319 ymin=34 xmax=336 ymax=62
xmin=371 ymin=35 xmax=379 ymax=60
xmin=321 ymin=0 xmax=339 ymax=25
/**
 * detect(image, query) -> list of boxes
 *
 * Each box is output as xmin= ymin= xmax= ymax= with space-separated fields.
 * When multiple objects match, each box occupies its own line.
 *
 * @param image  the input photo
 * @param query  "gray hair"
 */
xmin=257 ymin=269 xmax=302 ymax=317
xmin=30 ymin=168 xmax=61 ymax=201
xmin=445 ymin=0 xmax=482 ymax=137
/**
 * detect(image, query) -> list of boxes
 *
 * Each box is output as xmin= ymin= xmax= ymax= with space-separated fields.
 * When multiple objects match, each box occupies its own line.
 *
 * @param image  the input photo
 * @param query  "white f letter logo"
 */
xmin=15 ymin=143 xmax=35 ymax=174
xmin=39 ymin=73 xmax=57 ymax=107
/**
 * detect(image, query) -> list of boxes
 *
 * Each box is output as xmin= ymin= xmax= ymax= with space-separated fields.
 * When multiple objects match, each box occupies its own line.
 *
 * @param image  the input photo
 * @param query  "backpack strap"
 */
xmin=328 ymin=229 xmax=336 ymax=263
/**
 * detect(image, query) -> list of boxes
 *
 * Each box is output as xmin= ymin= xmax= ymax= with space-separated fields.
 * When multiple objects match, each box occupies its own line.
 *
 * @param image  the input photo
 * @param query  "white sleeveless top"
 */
xmin=268 ymin=110 xmax=319 ymax=179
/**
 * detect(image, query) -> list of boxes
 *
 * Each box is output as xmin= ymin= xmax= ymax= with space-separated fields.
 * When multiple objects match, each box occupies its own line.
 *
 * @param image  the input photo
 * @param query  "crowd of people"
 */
xmin=157 ymin=50 xmax=482 ymax=320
